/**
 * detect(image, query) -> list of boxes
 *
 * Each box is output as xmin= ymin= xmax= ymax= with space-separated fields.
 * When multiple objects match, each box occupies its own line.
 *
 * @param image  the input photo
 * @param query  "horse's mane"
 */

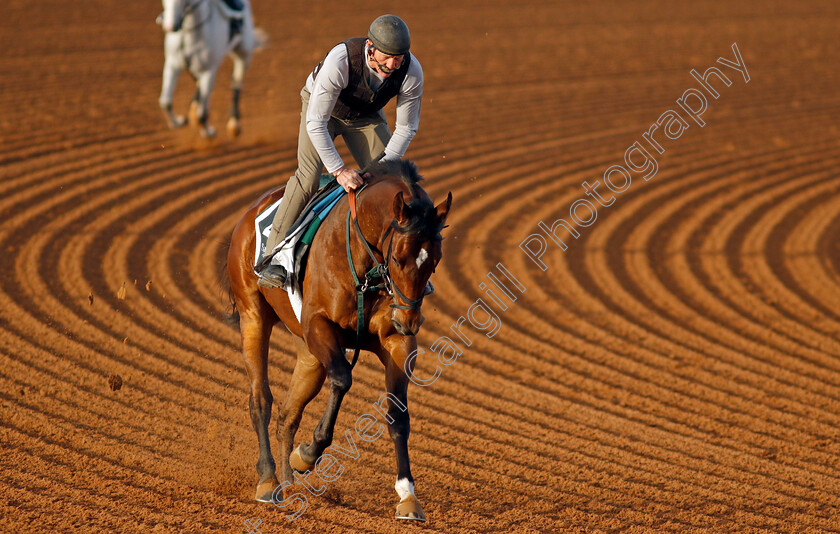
xmin=368 ymin=158 xmax=423 ymax=197
xmin=367 ymin=159 xmax=444 ymax=240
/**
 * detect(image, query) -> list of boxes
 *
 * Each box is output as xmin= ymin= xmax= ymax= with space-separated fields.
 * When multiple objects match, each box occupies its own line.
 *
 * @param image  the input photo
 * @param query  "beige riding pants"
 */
xmin=265 ymin=89 xmax=392 ymax=253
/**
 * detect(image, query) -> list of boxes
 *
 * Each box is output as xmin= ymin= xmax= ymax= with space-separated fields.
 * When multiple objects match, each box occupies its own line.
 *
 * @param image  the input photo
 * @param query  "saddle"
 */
xmin=289 ymin=178 xmax=345 ymax=285
xmin=217 ymin=0 xmax=244 ymax=17
xmin=254 ymin=175 xmax=345 ymax=291
xmin=216 ymin=0 xmax=243 ymax=40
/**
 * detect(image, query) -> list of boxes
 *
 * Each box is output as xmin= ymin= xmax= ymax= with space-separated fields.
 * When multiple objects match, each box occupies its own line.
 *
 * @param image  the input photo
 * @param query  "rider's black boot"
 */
xmin=257 ymin=264 xmax=287 ymax=289
xmin=229 ymin=19 xmax=242 ymax=41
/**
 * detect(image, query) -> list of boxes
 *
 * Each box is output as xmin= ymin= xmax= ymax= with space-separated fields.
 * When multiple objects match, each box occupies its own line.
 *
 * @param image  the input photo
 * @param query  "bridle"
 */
xmin=346 ymin=202 xmax=426 ymax=308
xmin=345 ymin=185 xmax=427 ymax=367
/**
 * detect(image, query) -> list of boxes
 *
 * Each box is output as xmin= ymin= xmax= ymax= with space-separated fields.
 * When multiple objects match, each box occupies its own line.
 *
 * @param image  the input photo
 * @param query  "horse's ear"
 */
xmin=435 ymin=192 xmax=453 ymax=226
xmin=393 ymin=191 xmax=409 ymax=224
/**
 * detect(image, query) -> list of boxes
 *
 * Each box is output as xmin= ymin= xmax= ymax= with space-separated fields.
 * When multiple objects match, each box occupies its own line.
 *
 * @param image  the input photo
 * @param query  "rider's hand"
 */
xmin=335 ymin=167 xmax=364 ymax=192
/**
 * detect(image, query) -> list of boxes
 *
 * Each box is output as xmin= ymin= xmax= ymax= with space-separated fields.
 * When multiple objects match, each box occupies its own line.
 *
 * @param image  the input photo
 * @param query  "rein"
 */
xmin=345 ymin=186 xmax=424 ymax=368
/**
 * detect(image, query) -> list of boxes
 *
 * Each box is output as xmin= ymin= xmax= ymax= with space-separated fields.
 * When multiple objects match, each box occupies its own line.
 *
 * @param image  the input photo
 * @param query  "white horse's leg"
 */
xmin=188 ymin=86 xmax=201 ymax=127
xmin=195 ymin=69 xmax=218 ymax=138
xmin=159 ymin=54 xmax=186 ymax=129
xmin=226 ymin=53 xmax=248 ymax=137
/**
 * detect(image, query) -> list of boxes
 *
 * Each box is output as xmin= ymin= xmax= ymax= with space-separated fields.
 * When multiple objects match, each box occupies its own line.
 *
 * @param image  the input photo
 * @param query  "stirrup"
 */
xmin=257 ymin=264 xmax=287 ymax=288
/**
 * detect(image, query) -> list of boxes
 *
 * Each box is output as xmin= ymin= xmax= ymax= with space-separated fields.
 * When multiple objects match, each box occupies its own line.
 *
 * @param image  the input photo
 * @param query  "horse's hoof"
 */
xmin=395 ymin=495 xmax=426 ymax=522
xmin=169 ymin=115 xmax=186 ymax=129
xmin=227 ymin=117 xmax=241 ymax=138
xmin=188 ymin=101 xmax=199 ymax=125
xmin=254 ymin=477 xmax=279 ymax=503
xmin=200 ymin=125 xmax=217 ymax=139
xmin=289 ymin=444 xmax=316 ymax=472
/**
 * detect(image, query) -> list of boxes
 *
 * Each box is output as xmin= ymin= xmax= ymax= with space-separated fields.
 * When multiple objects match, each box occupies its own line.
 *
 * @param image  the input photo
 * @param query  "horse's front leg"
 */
xmin=291 ymin=318 xmax=352 ymax=471
xmin=194 ymin=69 xmax=218 ymax=138
xmin=159 ymin=52 xmax=186 ymax=129
xmin=380 ymin=335 xmax=426 ymax=522
xmin=277 ymin=337 xmax=326 ymax=486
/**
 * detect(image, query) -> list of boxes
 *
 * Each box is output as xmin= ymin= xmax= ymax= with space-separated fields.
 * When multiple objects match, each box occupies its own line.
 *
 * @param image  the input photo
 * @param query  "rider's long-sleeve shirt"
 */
xmin=303 ymin=42 xmax=424 ymax=174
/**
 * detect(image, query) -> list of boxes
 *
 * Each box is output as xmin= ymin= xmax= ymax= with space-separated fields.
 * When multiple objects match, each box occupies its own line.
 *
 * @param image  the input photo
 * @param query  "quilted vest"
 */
xmin=314 ymin=37 xmax=411 ymax=121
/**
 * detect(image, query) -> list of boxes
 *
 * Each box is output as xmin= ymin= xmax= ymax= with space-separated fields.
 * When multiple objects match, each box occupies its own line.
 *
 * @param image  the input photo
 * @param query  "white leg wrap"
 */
xmin=395 ymin=478 xmax=415 ymax=501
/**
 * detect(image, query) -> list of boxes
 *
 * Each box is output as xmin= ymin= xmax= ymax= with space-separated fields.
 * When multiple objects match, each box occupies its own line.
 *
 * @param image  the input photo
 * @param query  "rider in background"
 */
xmin=258 ymin=14 xmax=423 ymax=288
xmin=221 ymin=0 xmax=244 ymax=38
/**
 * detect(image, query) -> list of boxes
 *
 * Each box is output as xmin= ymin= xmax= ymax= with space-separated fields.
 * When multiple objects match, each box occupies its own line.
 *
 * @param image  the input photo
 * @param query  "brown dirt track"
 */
xmin=3 ymin=1 xmax=840 ymax=532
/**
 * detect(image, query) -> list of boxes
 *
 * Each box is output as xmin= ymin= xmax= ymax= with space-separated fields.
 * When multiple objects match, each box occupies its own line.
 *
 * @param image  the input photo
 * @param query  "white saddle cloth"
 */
xmin=254 ymin=196 xmax=317 ymax=323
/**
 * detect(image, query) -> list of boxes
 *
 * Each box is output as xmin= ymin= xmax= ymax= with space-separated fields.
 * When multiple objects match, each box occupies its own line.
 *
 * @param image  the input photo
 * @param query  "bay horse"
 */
xmin=158 ymin=0 xmax=262 ymax=138
xmin=227 ymin=160 xmax=452 ymax=521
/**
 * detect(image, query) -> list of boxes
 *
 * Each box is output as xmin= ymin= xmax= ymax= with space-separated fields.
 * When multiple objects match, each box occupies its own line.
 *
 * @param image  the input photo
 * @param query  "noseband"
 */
xmin=345 ymin=186 xmax=427 ymax=367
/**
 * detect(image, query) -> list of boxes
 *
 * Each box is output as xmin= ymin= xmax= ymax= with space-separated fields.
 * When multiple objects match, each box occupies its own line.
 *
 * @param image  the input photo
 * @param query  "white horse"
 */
xmin=158 ymin=0 xmax=262 ymax=138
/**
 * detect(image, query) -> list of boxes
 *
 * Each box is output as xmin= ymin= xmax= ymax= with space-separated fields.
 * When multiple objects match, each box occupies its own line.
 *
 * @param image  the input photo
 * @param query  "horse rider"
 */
xmin=221 ymin=0 xmax=244 ymax=38
xmin=158 ymin=0 xmax=243 ymax=35
xmin=257 ymin=14 xmax=424 ymax=289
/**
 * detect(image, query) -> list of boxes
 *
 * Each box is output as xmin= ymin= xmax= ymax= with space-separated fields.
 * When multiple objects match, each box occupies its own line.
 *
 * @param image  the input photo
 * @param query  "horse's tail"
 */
xmin=225 ymin=288 xmax=240 ymax=328
xmin=219 ymin=239 xmax=241 ymax=328
xmin=252 ymin=27 xmax=268 ymax=51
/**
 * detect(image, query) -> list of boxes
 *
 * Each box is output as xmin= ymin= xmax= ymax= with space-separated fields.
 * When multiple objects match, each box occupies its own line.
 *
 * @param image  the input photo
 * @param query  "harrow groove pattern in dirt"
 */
xmin=3 ymin=1 xmax=840 ymax=532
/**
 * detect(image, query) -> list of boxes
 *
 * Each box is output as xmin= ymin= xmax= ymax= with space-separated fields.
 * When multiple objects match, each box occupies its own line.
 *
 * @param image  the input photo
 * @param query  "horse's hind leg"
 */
xmin=226 ymin=52 xmax=249 ymax=138
xmin=194 ymin=70 xmax=218 ymax=138
xmin=277 ymin=337 xmax=325 ymax=485
xmin=239 ymin=306 xmax=279 ymax=502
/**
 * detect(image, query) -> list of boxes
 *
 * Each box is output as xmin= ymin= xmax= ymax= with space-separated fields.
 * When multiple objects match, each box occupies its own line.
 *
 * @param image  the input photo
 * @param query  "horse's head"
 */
xmin=160 ymin=0 xmax=190 ymax=32
xmin=385 ymin=182 xmax=452 ymax=336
